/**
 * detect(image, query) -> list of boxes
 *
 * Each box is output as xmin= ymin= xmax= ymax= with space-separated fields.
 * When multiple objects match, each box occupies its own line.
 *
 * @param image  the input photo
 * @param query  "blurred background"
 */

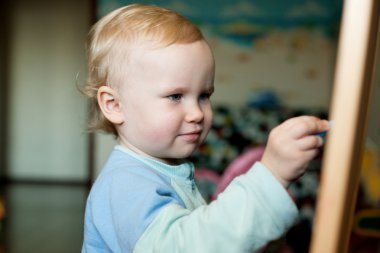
xmin=0 ymin=0 xmax=379 ymax=252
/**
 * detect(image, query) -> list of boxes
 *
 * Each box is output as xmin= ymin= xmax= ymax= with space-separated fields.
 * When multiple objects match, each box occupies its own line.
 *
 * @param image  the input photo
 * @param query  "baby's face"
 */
xmin=117 ymin=40 xmax=215 ymax=164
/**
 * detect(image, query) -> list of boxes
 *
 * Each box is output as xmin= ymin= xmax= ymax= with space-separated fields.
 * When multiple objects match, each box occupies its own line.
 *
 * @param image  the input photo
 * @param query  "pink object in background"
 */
xmin=212 ymin=146 xmax=265 ymax=200
xmin=194 ymin=168 xmax=221 ymax=186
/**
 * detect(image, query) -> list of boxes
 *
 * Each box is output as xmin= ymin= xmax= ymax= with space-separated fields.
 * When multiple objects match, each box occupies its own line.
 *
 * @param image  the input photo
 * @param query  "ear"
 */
xmin=97 ymin=86 xmax=124 ymax=125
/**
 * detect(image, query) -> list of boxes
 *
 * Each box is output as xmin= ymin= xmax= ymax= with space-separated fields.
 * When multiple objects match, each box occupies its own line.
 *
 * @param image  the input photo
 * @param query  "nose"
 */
xmin=185 ymin=103 xmax=204 ymax=123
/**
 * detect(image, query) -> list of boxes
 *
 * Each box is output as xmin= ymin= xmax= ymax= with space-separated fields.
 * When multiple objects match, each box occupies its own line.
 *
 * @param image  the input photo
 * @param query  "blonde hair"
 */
xmin=83 ymin=4 xmax=204 ymax=135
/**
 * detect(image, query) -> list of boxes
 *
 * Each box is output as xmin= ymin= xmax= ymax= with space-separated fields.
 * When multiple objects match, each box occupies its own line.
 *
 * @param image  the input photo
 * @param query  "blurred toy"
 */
xmin=0 ymin=197 xmax=4 ymax=226
xmin=212 ymin=146 xmax=265 ymax=200
xmin=195 ymin=169 xmax=221 ymax=202
xmin=247 ymin=89 xmax=282 ymax=109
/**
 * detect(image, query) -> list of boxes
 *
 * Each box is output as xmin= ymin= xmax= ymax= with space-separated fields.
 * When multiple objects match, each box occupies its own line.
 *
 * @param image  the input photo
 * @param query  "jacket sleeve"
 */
xmin=83 ymin=164 xmax=186 ymax=253
xmin=133 ymin=162 xmax=299 ymax=253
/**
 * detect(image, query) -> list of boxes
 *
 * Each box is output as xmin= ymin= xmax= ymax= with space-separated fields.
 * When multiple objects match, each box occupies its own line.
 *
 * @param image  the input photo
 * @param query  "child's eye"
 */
xmin=168 ymin=94 xmax=182 ymax=101
xmin=199 ymin=93 xmax=212 ymax=101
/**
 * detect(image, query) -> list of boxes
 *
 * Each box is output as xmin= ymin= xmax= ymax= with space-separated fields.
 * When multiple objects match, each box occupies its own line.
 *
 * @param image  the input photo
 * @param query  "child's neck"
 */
xmin=119 ymin=143 xmax=188 ymax=165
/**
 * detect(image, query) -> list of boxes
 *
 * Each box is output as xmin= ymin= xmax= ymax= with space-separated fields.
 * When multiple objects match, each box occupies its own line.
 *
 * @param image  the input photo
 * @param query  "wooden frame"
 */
xmin=310 ymin=0 xmax=380 ymax=252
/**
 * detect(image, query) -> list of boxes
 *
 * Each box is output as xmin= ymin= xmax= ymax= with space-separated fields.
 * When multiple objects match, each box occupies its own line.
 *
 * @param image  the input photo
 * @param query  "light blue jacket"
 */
xmin=82 ymin=145 xmax=298 ymax=253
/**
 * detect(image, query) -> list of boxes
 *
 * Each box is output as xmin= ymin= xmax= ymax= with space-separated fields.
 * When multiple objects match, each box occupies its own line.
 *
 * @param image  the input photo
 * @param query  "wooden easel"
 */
xmin=309 ymin=0 xmax=380 ymax=252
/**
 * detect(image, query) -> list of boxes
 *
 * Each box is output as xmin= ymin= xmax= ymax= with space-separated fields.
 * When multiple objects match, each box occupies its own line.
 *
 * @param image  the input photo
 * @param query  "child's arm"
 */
xmin=84 ymin=158 xmax=296 ymax=253
xmin=133 ymin=162 xmax=298 ymax=253
xmin=261 ymin=116 xmax=330 ymax=188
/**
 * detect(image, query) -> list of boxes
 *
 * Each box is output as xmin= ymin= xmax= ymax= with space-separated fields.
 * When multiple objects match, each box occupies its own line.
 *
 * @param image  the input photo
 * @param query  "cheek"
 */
xmin=203 ymin=108 xmax=214 ymax=134
xmin=143 ymin=113 xmax=180 ymax=140
xmin=146 ymin=128 xmax=170 ymax=142
xmin=206 ymin=106 xmax=213 ymax=125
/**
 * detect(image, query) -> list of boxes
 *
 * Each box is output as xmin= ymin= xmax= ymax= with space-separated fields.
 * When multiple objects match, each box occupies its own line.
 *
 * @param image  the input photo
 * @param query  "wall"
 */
xmin=208 ymin=30 xmax=336 ymax=108
xmin=7 ymin=0 xmax=91 ymax=181
xmin=0 ymin=1 xmax=10 ymax=179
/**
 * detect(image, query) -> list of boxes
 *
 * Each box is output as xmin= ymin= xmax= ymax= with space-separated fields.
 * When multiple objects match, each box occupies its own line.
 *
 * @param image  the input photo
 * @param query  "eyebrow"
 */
xmin=162 ymin=83 xmax=214 ymax=94
xmin=162 ymin=86 xmax=187 ymax=94
xmin=206 ymin=85 xmax=215 ymax=93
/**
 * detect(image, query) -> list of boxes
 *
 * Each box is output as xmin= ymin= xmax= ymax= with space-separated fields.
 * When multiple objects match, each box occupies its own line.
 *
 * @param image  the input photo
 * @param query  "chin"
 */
xmin=161 ymin=145 xmax=198 ymax=161
xmin=174 ymin=150 xmax=196 ymax=160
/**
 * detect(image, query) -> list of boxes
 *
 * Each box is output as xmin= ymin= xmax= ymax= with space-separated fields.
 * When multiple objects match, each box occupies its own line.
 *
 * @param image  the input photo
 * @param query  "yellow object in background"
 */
xmin=0 ymin=198 xmax=4 ymax=221
xmin=0 ymin=197 xmax=4 ymax=234
xmin=353 ymin=209 xmax=380 ymax=237
xmin=352 ymin=140 xmax=380 ymax=238
xmin=360 ymin=140 xmax=380 ymax=206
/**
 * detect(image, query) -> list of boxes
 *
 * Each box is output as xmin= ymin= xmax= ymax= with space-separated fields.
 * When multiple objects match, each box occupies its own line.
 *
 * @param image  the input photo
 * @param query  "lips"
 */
xmin=179 ymin=130 xmax=202 ymax=142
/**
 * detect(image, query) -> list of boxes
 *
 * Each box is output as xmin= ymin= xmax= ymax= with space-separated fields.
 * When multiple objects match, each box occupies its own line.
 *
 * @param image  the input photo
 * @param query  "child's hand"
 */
xmin=261 ymin=116 xmax=330 ymax=188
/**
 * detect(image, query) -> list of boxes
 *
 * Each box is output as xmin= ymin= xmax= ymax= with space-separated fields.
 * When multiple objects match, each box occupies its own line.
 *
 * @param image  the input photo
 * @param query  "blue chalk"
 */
xmin=316 ymin=131 xmax=327 ymax=138
xmin=315 ymin=120 xmax=334 ymax=138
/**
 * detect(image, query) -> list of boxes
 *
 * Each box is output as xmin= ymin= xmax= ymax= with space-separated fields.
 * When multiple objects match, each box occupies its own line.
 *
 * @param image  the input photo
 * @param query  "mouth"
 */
xmin=179 ymin=130 xmax=202 ymax=142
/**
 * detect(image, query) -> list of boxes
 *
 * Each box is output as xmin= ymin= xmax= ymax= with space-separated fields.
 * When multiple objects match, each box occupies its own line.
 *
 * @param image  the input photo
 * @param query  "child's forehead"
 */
xmin=128 ymin=40 xmax=214 ymax=73
xmin=129 ymin=39 xmax=212 ymax=58
xmin=114 ymin=40 xmax=214 ymax=88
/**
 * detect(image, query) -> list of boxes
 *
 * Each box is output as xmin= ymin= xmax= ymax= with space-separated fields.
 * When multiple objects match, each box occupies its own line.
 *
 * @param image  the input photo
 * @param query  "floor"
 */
xmin=0 ymin=183 xmax=87 ymax=253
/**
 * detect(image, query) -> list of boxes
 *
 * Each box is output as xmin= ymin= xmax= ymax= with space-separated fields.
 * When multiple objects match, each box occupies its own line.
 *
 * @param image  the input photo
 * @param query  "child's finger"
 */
xmin=297 ymin=135 xmax=324 ymax=151
xmin=303 ymin=148 xmax=321 ymax=162
xmin=289 ymin=117 xmax=329 ymax=139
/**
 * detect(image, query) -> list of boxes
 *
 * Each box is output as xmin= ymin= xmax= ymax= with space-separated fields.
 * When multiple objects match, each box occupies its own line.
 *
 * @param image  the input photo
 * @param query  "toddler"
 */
xmin=81 ymin=4 xmax=329 ymax=253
